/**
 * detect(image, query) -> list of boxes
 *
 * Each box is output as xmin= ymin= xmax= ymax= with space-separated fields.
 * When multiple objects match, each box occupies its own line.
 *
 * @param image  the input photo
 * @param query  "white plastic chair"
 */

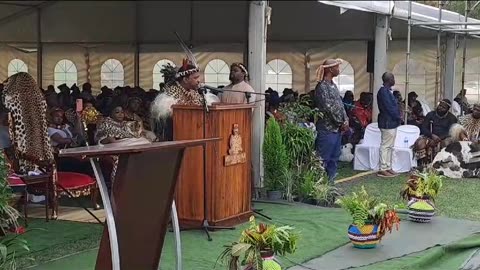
xmin=392 ymin=125 xmax=420 ymax=172
xmin=353 ymin=123 xmax=381 ymax=171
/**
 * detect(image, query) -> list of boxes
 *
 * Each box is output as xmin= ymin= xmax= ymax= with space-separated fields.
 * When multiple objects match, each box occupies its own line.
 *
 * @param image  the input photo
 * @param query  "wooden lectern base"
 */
xmin=59 ymin=139 xmax=218 ymax=270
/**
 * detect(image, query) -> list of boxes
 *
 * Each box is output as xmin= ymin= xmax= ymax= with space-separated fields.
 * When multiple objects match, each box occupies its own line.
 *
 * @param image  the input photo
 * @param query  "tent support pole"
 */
xmin=434 ymin=0 xmax=444 ymax=105
xmin=461 ymin=0 xmax=470 ymax=91
xmin=404 ymin=0 xmax=412 ymax=125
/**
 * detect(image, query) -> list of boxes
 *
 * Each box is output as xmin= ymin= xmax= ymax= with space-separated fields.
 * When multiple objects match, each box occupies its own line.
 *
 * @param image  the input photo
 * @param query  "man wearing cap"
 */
xmin=313 ymin=59 xmax=348 ymax=185
xmin=377 ymin=72 xmax=401 ymax=178
xmin=221 ymin=63 xmax=255 ymax=104
xmin=413 ymin=99 xmax=457 ymax=167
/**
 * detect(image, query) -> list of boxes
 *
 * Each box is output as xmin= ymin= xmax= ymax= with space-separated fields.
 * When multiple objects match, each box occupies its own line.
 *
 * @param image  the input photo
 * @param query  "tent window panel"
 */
xmin=7 ymin=59 xmax=28 ymax=77
xmin=101 ymin=59 xmax=124 ymax=88
xmin=204 ymin=59 xmax=230 ymax=87
xmin=265 ymin=59 xmax=293 ymax=92
xmin=152 ymin=59 xmax=175 ymax=89
xmin=54 ymin=59 xmax=78 ymax=88
xmin=333 ymin=61 xmax=355 ymax=96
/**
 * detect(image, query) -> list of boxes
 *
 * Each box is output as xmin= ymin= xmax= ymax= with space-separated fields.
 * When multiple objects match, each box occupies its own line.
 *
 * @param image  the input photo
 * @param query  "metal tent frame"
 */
xmin=404 ymin=0 xmax=480 ymax=123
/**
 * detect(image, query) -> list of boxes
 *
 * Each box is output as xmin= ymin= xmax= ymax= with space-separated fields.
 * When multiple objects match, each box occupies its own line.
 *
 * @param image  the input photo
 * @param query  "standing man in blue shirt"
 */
xmin=314 ymin=59 xmax=349 ymax=184
xmin=377 ymin=72 xmax=401 ymax=177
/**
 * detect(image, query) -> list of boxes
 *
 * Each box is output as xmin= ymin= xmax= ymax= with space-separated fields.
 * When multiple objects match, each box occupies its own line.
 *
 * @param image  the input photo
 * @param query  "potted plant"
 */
xmin=217 ymin=216 xmax=299 ymax=270
xmin=312 ymin=180 xmax=343 ymax=207
xmin=263 ymin=118 xmax=289 ymax=200
xmin=336 ymin=186 xmax=400 ymax=249
xmin=0 ymin=152 xmax=30 ymax=269
xmin=400 ymin=169 xmax=443 ymax=223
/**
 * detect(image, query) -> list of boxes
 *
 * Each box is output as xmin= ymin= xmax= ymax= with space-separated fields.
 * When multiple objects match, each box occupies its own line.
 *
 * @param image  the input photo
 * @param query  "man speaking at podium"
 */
xmin=220 ymin=63 xmax=255 ymax=104
xmin=151 ymin=59 xmax=205 ymax=141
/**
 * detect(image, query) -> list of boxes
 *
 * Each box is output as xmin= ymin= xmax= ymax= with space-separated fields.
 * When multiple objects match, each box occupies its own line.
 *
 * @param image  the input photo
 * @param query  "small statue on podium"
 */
xmin=225 ymin=124 xmax=246 ymax=166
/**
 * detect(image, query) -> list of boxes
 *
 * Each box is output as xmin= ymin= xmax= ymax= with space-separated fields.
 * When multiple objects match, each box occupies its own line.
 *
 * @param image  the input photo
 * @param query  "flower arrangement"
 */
xmin=217 ymin=216 xmax=299 ymax=270
xmin=400 ymin=169 xmax=444 ymax=223
xmin=400 ymin=169 xmax=443 ymax=201
xmin=81 ymin=107 xmax=101 ymax=125
xmin=336 ymin=186 xmax=400 ymax=248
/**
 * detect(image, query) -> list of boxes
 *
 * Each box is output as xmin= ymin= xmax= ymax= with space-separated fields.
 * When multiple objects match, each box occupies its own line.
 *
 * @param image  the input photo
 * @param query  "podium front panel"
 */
xmin=173 ymin=105 xmax=253 ymax=227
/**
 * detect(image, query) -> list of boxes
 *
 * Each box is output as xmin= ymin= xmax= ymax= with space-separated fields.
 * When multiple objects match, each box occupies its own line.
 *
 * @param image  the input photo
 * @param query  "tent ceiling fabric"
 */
xmin=2 ymin=0 xmax=477 ymax=43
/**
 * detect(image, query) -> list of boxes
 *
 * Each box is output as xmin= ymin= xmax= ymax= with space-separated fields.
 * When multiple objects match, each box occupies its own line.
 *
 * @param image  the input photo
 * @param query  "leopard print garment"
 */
xmin=2 ymin=72 xmax=54 ymax=174
xmin=164 ymin=82 xmax=203 ymax=106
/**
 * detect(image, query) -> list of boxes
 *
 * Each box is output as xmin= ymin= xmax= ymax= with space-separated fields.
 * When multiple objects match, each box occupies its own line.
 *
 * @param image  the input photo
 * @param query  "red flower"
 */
xmin=9 ymin=226 xmax=26 ymax=234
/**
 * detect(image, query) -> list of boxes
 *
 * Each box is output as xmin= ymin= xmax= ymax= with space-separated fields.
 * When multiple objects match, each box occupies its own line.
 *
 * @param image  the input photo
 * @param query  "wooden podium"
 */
xmin=172 ymin=104 xmax=254 ymax=228
xmin=59 ymin=139 xmax=217 ymax=270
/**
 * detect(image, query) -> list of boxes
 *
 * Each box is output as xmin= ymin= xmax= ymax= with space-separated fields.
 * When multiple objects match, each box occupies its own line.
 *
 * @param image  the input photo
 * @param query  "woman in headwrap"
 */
xmin=124 ymin=96 xmax=157 ymax=142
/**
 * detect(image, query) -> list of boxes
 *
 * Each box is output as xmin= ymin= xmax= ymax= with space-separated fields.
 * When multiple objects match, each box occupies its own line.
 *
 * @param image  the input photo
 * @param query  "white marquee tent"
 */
xmin=2 ymin=0 xmax=480 ymax=187
xmin=1 ymin=1 xmax=480 ymax=104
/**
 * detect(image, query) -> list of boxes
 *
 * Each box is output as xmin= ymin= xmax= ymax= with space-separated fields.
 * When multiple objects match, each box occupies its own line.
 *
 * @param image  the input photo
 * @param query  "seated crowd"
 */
xmin=263 ymin=83 xmax=480 ymax=174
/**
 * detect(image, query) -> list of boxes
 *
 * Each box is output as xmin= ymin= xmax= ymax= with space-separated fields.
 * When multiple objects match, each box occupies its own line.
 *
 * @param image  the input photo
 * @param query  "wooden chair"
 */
xmin=6 ymin=148 xmax=100 ymax=221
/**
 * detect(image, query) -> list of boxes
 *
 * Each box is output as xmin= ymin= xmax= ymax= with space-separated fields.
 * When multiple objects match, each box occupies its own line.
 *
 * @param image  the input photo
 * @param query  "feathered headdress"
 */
xmin=174 ymin=32 xmax=200 ymax=79
xmin=160 ymin=63 xmax=177 ymax=85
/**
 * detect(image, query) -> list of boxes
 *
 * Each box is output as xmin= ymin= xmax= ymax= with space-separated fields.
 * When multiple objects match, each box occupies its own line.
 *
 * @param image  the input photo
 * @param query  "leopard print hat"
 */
xmin=2 ymin=72 xmax=54 ymax=173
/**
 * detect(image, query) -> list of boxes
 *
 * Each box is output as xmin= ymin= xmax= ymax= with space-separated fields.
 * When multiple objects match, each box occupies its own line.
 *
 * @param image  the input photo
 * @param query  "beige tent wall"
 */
xmin=308 ymin=41 xmax=369 ymax=99
xmin=0 ymin=44 xmax=37 ymax=83
xmin=387 ymin=40 xmax=437 ymax=107
xmin=88 ymin=45 xmax=135 ymax=93
xmin=41 ymin=44 xmax=87 ymax=89
xmin=267 ymin=43 xmax=306 ymax=94
xmin=0 ymin=39 xmax=471 ymax=107
xmin=139 ymin=44 xmax=244 ymax=90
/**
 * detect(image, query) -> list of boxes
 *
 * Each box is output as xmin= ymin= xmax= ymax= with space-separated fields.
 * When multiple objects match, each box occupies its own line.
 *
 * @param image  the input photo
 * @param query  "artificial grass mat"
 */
xmin=25 ymin=202 xmax=352 ymax=270
xmin=15 ymin=219 xmax=103 ymax=269
xmin=354 ymin=232 xmax=480 ymax=270
xmin=337 ymin=174 xmax=480 ymax=221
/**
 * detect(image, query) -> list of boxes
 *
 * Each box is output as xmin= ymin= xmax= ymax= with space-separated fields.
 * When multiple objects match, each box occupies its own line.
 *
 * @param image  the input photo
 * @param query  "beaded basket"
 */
xmin=347 ymin=223 xmax=380 ymax=249
xmin=408 ymin=197 xmax=435 ymax=223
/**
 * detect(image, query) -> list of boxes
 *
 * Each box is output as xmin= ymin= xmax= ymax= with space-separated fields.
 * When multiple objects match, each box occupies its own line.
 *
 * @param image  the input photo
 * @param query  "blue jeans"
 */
xmin=315 ymin=127 xmax=342 ymax=185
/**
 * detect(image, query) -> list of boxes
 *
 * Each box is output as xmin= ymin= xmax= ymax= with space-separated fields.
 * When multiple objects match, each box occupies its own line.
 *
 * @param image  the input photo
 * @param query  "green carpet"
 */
xmin=25 ymin=202 xmax=352 ymax=270
xmin=337 ymin=175 xmax=480 ymax=221
xmin=15 ymin=219 xmax=103 ymax=269
xmin=354 ymin=233 xmax=480 ymax=270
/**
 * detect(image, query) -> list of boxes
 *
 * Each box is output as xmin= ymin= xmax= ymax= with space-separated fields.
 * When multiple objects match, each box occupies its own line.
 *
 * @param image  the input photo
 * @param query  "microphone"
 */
xmin=199 ymin=84 xmax=224 ymax=93
xmin=199 ymin=83 xmax=270 ymax=97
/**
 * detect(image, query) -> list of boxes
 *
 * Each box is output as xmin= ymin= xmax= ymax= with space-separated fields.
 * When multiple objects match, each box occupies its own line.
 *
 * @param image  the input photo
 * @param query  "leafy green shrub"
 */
xmin=263 ymin=118 xmax=289 ymax=191
xmin=281 ymin=122 xmax=315 ymax=167
xmin=0 ymin=152 xmax=29 ymax=270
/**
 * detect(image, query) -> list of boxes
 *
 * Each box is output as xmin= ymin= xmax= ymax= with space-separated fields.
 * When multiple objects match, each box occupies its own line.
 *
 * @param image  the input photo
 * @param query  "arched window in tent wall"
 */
xmin=204 ymin=59 xmax=230 ymax=87
xmin=7 ymin=59 xmax=28 ymax=77
xmin=153 ymin=59 xmax=175 ymax=90
xmin=101 ymin=59 xmax=124 ymax=89
xmin=392 ymin=59 xmax=427 ymax=100
xmin=54 ymin=59 xmax=78 ymax=88
xmin=465 ymin=57 xmax=480 ymax=103
xmin=266 ymin=59 xmax=293 ymax=93
xmin=333 ymin=61 xmax=355 ymax=97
